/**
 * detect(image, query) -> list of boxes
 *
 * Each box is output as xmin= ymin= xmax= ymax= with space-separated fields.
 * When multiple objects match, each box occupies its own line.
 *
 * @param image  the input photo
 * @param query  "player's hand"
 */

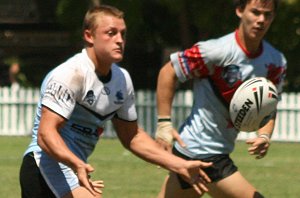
xmin=75 ymin=163 xmax=98 ymax=196
xmin=90 ymin=179 xmax=104 ymax=194
xmin=246 ymin=136 xmax=271 ymax=159
xmin=179 ymin=160 xmax=213 ymax=195
xmin=155 ymin=120 xmax=186 ymax=152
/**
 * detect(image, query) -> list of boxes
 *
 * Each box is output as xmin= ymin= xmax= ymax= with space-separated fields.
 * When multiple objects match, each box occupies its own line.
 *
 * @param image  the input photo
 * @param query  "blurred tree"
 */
xmin=52 ymin=0 xmax=299 ymax=91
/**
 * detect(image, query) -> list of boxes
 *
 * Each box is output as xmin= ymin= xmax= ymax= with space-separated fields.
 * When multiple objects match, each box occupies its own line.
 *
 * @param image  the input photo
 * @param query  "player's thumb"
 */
xmin=85 ymin=164 xmax=95 ymax=173
xmin=173 ymin=131 xmax=186 ymax=148
xmin=190 ymin=160 xmax=213 ymax=168
xmin=245 ymin=138 xmax=255 ymax=145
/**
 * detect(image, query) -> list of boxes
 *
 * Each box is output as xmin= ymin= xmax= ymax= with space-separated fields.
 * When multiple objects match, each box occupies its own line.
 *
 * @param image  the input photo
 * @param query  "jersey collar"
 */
xmin=234 ymin=29 xmax=263 ymax=59
xmin=82 ymin=48 xmax=96 ymax=71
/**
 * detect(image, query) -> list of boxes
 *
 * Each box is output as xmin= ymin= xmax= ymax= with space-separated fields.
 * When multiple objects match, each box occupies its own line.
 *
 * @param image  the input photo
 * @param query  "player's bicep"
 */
xmin=38 ymin=106 xmax=66 ymax=148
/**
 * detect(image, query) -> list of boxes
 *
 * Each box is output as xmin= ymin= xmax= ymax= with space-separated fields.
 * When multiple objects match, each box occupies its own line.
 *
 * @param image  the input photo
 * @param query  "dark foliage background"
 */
xmin=1 ymin=0 xmax=299 ymax=91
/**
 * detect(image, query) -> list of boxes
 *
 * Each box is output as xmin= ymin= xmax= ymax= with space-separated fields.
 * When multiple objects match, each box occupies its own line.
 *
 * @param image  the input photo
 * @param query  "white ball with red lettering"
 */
xmin=229 ymin=77 xmax=278 ymax=132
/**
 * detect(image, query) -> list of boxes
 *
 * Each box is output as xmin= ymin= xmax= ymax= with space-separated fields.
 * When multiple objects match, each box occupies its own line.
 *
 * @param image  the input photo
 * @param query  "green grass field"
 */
xmin=0 ymin=136 xmax=299 ymax=198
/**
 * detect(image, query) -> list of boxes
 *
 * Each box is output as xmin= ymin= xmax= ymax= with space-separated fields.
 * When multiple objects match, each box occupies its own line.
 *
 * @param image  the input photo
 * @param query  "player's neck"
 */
xmin=86 ymin=47 xmax=112 ymax=76
xmin=236 ymin=29 xmax=262 ymax=56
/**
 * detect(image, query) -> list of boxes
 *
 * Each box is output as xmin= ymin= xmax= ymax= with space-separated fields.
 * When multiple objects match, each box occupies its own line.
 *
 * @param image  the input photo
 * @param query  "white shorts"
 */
xmin=34 ymin=151 xmax=80 ymax=198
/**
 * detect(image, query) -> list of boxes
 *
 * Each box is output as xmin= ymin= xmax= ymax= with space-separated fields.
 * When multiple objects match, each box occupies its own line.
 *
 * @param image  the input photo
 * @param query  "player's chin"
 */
xmin=113 ymin=51 xmax=123 ymax=59
xmin=112 ymin=55 xmax=123 ymax=63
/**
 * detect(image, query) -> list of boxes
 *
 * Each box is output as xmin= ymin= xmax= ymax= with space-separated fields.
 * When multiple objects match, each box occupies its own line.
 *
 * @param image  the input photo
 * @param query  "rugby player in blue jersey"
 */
xmin=19 ymin=5 xmax=212 ymax=198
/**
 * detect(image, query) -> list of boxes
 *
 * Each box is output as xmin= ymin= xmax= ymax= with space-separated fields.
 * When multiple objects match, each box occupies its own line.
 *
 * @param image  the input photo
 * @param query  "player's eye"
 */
xmin=252 ymin=9 xmax=260 ymax=16
xmin=107 ymin=30 xmax=116 ymax=37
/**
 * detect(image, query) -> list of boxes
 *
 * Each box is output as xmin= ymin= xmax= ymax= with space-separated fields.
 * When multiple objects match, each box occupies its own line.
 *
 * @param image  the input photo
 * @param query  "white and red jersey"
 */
xmin=25 ymin=49 xmax=137 ymax=160
xmin=171 ymin=30 xmax=286 ymax=158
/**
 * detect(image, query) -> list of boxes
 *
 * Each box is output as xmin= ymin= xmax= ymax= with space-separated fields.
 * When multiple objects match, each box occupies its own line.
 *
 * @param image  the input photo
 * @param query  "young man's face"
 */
xmin=236 ymin=0 xmax=275 ymax=41
xmin=91 ymin=14 xmax=127 ymax=64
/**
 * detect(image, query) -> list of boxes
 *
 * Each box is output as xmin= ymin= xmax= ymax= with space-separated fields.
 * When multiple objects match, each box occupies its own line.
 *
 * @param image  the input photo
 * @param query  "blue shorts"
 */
xmin=172 ymin=148 xmax=238 ymax=189
xmin=20 ymin=151 xmax=79 ymax=198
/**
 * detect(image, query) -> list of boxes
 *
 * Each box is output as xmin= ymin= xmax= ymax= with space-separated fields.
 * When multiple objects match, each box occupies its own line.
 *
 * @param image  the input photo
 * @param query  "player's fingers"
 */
xmin=94 ymin=187 xmax=103 ymax=194
xmin=76 ymin=165 xmax=97 ymax=196
xmin=79 ymin=176 xmax=96 ymax=196
xmin=173 ymin=131 xmax=186 ymax=148
xmin=190 ymin=175 xmax=209 ymax=195
xmin=256 ymin=151 xmax=268 ymax=159
xmin=248 ymin=145 xmax=257 ymax=153
xmin=198 ymin=168 xmax=211 ymax=183
xmin=191 ymin=183 xmax=203 ymax=195
xmin=188 ymin=161 xmax=212 ymax=183
xmin=92 ymin=180 xmax=104 ymax=187
xmin=246 ymin=138 xmax=255 ymax=144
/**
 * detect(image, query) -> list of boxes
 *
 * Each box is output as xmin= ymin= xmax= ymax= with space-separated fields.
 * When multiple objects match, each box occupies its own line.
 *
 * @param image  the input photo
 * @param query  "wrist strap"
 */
xmin=157 ymin=116 xmax=171 ymax=122
xmin=259 ymin=134 xmax=271 ymax=143
xmin=158 ymin=118 xmax=171 ymax=122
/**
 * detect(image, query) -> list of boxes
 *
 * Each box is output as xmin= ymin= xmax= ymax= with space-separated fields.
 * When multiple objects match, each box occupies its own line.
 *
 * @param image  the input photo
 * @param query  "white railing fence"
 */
xmin=1 ymin=87 xmax=300 ymax=142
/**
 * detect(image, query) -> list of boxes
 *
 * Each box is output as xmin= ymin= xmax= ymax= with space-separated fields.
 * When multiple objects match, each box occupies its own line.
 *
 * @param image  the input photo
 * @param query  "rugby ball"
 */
xmin=229 ymin=77 xmax=278 ymax=132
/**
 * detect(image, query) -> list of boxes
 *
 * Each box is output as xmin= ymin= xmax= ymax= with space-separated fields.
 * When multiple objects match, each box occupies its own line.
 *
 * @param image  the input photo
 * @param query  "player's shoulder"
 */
xmin=44 ymin=51 xmax=88 ymax=86
xmin=196 ymin=32 xmax=235 ymax=61
xmin=263 ymin=40 xmax=284 ymax=56
xmin=199 ymin=32 xmax=234 ymax=47
xmin=263 ymin=40 xmax=286 ymax=65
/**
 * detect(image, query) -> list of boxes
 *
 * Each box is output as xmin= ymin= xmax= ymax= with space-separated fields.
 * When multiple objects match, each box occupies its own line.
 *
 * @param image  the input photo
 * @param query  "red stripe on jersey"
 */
xmin=181 ymin=45 xmax=209 ymax=78
xmin=266 ymin=63 xmax=286 ymax=85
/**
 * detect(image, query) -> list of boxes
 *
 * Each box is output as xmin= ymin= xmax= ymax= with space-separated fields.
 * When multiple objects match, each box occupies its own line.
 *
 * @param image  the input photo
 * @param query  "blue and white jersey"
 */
xmin=171 ymin=30 xmax=286 ymax=158
xmin=25 ymin=49 xmax=137 ymax=161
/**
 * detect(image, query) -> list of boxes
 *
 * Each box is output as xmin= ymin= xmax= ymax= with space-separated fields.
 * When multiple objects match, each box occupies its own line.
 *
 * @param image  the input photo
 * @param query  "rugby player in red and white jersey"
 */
xmin=19 ymin=5 xmax=213 ymax=198
xmin=155 ymin=0 xmax=286 ymax=197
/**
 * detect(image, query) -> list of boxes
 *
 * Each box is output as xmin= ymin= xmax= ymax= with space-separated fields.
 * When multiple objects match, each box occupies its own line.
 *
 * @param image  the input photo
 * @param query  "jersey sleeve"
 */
xmin=171 ymin=39 xmax=222 ymax=82
xmin=115 ymin=69 xmax=137 ymax=121
xmin=266 ymin=51 xmax=287 ymax=97
xmin=41 ymin=66 xmax=84 ymax=119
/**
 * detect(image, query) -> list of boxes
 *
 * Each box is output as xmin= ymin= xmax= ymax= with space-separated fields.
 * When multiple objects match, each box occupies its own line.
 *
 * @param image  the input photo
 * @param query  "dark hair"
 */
xmin=233 ymin=0 xmax=280 ymax=11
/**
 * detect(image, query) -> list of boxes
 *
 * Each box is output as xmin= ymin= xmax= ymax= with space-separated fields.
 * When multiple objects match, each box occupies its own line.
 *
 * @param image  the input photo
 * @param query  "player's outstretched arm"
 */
xmin=112 ymin=118 xmax=212 ymax=195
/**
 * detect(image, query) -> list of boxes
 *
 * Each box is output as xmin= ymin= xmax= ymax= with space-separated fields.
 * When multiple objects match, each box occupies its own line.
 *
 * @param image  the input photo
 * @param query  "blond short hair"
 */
xmin=82 ymin=5 xmax=124 ymax=36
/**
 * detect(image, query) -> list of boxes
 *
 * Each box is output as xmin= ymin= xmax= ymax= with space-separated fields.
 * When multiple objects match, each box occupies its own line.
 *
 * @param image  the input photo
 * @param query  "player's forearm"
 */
xmin=257 ymin=114 xmax=276 ymax=137
xmin=156 ymin=62 xmax=177 ymax=116
xmin=128 ymin=129 xmax=186 ymax=172
xmin=37 ymin=128 xmax=85 ymax=171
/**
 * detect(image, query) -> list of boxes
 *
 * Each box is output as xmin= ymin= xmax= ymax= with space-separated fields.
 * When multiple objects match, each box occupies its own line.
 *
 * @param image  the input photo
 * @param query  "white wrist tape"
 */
xmin=155 ymin=120 xmax=173 ymax=144
xmin=259 ymin=134 xmax=271 ymax=143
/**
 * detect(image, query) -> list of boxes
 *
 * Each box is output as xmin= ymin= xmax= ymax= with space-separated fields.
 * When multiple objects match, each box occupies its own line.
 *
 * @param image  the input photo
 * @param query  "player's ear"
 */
xmin=235 ymin=7 xmax=243 ymax=18
xmin=83 ymin=29 xmax=94 ymax=45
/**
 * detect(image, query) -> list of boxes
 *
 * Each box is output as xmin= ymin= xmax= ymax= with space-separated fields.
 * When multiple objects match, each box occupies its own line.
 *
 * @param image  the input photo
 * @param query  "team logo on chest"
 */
xmin=114 ymin=90 xmax=124 ymax=104
xmin=222 ymin=64 xmax=242 ymax=87
xmin=84 ymin=90 xmax=96 ymax=105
